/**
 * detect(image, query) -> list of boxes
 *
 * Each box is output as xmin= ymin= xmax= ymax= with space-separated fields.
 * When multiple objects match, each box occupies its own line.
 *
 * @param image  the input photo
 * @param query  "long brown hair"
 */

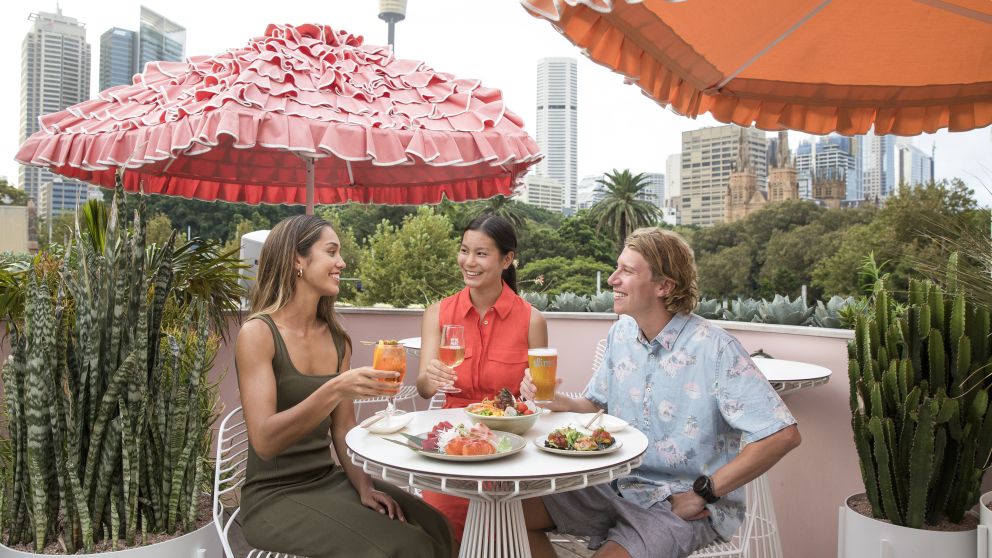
xmin=248 ymin=215 xmax=352 ymax=355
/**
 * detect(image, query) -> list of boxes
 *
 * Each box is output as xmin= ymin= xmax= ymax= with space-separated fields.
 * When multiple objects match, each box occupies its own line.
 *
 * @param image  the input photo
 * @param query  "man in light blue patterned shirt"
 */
xmin=521 ymin=228 xmax=801 ymax=558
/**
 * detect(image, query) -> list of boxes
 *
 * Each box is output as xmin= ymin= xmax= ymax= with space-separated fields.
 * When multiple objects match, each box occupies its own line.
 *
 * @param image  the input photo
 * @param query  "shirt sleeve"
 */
xmin=582 ymin=324 xmax=616 ymax=411
xmin=712 ymin=338 xmax=797 ymax=444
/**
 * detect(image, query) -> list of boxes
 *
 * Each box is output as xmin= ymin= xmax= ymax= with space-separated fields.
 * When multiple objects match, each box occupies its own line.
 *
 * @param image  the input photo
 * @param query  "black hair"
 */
xmin=463 ymin=214 xmax=518 ymax=293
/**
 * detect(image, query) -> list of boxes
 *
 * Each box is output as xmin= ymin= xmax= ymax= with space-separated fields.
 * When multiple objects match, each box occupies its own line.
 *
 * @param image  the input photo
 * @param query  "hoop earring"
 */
xmin=297 ymin=268 xmax=303 ymax=278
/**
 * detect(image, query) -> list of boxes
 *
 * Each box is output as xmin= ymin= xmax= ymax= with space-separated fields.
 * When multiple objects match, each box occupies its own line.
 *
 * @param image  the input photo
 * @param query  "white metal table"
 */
xmin=346 ymin=408 xmax=648 ymax=558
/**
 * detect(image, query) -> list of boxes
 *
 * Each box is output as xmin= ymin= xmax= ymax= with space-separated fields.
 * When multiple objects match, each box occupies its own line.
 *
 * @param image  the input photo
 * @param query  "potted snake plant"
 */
xmin=839 ymin=254 xmax=991 ymax=557
xmin=0 ymin=181 xmax=229 ymax=555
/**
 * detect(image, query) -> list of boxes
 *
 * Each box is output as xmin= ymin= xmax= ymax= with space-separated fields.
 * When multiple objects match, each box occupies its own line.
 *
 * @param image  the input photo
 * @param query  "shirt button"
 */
xmin=649 ymin=354 xmax=656 ymax=359
xmin=646 ymin=387 xmax=652 ymax=393
xmin=483 ymin=320 xmax=489 ymax=325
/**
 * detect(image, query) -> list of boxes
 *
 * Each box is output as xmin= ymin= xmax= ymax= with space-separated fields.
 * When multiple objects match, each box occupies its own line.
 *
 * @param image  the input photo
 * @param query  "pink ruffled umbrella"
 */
xmin=16 ymin=23 xmax=541 ymax=214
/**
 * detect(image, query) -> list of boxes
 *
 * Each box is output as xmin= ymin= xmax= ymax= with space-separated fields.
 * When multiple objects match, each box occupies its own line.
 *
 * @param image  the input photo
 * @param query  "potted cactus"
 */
xmin=0 ymin=184 xmax=225 ymax=555
xmin=839 ymin=255 xmax=990 ymax=557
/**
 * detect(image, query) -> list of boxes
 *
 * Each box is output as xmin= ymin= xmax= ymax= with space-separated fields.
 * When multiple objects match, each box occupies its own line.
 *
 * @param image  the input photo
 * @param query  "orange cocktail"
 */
xmin=373 ymin=340 xmax=406 ymax=416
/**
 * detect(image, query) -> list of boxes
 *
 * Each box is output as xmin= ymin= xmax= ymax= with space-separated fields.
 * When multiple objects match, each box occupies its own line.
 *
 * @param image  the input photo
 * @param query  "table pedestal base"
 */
xmin=461 ymin=499 xmax=531 ymax=558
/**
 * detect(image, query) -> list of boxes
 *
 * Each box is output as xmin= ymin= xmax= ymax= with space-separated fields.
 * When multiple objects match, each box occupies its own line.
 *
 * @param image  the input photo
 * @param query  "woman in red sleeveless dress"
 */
xmin=416 ymin=215 xmax=548 ymax=542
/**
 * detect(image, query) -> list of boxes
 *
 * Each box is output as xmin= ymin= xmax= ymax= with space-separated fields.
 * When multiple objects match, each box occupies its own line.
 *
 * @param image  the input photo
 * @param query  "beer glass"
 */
xmin=528 ymin=348 xmax=558 ymax=405
xmin=436 ymin=324 xmax=465 ymax=394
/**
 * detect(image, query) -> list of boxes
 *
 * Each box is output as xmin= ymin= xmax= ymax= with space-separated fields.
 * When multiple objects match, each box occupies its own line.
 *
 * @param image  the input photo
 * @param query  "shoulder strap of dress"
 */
xmin=332 ymin=328 xmax=346 ymax=374
xmin=253 ymin=314 xmax=291 ymax=369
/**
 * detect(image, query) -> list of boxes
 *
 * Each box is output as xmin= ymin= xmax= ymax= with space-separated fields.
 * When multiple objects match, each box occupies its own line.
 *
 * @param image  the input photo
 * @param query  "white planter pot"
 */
xmin=838 ymin=494 xmax=976 ymax=558
xmin=0 ymin=522 xmax=221 ymax=558
xmin=979 ymin=492 xmax=992 ymax=558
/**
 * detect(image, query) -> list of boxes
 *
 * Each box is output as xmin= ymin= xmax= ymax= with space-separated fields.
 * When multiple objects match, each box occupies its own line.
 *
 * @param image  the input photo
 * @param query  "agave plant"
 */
xmin=550 ymin=292 xmax=590 ymax=312
xmin=757 ymin=295 xmax=815 ymax=326
xmin=519 ymin=291 xmax=550 ymax=311
xmin=812 ymin=295 xmax=855 ymax=328
xmin=693 ymin=297 xmax=724 ymax=320
xmin=587 ymin=291 xmax=615 ymax=313
xmin=1 ymin=183 xmax=222 ymax=552
xmin=723 ymin=297 xmax=761 ymax=322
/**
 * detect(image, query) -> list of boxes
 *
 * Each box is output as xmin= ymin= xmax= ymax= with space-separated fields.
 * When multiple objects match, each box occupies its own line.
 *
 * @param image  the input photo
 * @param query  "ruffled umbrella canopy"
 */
xmin=16 ymin=23 xmax=541 ymax=214
xmin=521 ymin=0 xmax=992 ymax=135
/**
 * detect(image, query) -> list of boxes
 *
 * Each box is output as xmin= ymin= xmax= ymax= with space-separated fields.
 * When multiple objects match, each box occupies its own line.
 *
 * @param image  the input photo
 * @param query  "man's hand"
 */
xmin=520 ymin=368 xmax=567 ymax=411
xmin=669 ymin=491 xmax=710 ymax=521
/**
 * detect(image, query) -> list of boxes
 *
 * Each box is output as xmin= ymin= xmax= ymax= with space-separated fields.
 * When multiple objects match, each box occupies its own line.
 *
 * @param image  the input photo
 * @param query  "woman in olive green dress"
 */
xmin=235 ymin=215 xmax=453 ymax=558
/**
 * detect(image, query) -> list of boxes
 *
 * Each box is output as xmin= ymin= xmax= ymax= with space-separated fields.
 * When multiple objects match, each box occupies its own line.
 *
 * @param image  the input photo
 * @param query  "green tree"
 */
xmin=589 ymin=169 xmax=663 ymax=250
xmin=321 ymin=203 xmax=417 ymax=244
xmin=222 ymin=212 xmax=272 ymax=255
xmin=518 ymin=256 xmax=615 ymax=296
xmin=812 ymin=180 xmax=979 ymax=298
xmin=36 ymin=211 xmax=77 ymax=248
xmin=0 ymin=179 xmax=27 ymax=205
xmin=696 ymin=243 xmax=755 ymax=298
xmin=145 ymin=212 xmax=179 ymax=246
xmin=357 ymin=208 xmax=462 ymax=306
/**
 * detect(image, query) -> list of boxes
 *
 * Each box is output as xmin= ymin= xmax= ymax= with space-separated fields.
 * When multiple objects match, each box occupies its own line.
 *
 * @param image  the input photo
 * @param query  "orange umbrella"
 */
xmin=521 ymin=0 xmax=992 ymax=135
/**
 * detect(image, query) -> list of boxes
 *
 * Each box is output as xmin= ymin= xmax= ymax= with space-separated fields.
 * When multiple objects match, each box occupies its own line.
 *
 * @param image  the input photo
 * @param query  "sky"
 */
xmin=2 ymin=1 xmax=991 ymax=206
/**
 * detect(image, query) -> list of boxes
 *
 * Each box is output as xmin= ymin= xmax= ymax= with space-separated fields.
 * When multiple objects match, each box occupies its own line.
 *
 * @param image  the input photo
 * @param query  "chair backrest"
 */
xmin=427 ymin=392 xmax=446 ymax=410
xmin=591 ymin=338 xmax=607 ymax=375
xmin=213 ymin=406 xmax=250 ymax=558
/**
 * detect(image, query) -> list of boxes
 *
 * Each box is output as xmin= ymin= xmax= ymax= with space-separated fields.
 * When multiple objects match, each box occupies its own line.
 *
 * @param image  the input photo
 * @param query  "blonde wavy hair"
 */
xmin=248 ymin=215 xmax=351 ymax=354
xmin=624 ymin=227 xmax=700 ymax=315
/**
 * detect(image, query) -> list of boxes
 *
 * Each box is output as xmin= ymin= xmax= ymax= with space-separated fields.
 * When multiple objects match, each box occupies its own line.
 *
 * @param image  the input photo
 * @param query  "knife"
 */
xmin=400 ymin=432 xmax=426 ymax=446
xmin=383 ymin=437 xmax=419 ymax=451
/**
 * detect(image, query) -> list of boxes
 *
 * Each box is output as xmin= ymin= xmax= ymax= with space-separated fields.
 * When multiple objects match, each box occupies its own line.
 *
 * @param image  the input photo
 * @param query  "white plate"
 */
xmin=366 ymin=411 xmax=413 ymax=434
xmin=575 ymin=413 xmax=629 ymax=433
xmin=533 ymin=436 xmax=623 ymax=456
xmin=415 ymin=432 xmax=528 ymax=462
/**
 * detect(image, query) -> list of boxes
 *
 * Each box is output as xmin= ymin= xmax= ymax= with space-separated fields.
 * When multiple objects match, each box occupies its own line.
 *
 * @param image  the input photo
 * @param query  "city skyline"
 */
xmin=2 ymin=1 xmax=990 ymax=207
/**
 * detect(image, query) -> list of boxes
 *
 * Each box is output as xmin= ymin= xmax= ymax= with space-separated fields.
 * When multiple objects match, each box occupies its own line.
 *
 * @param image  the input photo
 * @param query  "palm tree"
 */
xmin=590 ymin=169 xmax=663 ymax=251
xmin=465 ymin=195 xmax=527 ymax=229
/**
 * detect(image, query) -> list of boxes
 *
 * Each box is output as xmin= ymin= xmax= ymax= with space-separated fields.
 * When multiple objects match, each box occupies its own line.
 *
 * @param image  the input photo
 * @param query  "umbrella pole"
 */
xmin=305 ymin=157 xmax=315 ymax=215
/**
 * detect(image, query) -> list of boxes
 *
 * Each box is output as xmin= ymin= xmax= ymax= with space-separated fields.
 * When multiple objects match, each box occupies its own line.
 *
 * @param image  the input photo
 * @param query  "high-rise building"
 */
xmin=99 ymin=28 xmax=136 ymax=90
xmin=863 ymin=131 xmax=896 ymax=200
xmin=19 ymin=10 xmax=91 ymax=205
xmin=680 ymin=125 xmax=767 ymax=226
xmin=535 ymin=58 xmax=577 ymax=211
xmin=895 ymin=139 xmax=935 ymax=188
xmin=795 ymin=135 xmax=857 ymax=199
xmin=640 ymin=172 xmax=665 ymax=207
xmin=39 ymin=177 xmax=103 ymax=218
xmin=517 ymin=175 xmax=565 ymax=213
xmin=99 ymin=6 xmax=185 ymax=89
xmin=577 ymin=174 xmax=605 ymax=210
xmin=665 ymin=153 xmax=681 ymax=204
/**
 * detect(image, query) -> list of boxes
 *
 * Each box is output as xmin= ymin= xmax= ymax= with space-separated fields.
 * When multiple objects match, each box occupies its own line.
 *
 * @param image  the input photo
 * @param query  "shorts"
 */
xmin=542 ymin=483 xmax=718 ymax=558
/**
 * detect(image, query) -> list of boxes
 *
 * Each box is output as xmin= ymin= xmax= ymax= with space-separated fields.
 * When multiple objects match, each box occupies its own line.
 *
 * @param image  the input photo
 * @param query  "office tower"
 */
xmin=895 ymin=139 xmax=935 ymax=187
xmin=577 ymin=174 xmax=605 ymax=210
xmin=640 ymin=172 xmax=665 ymax=208
xmin=39 ymin=177 xmax=102 ymax=218
xmin=535 ymin=58 xmax=577 ymax=211
xmin=863 ymin=131 xmax=896 ymax=200
xmin=795 ymin=135 xmax=856 ymax=200
xmin=665 ymin=153 xmax=681 ymax=203
xmin=518 ymin=175 xmax=565 ymax=213
xmin=19 ymin=10 xmax=91 ymax=205
xmin=99 ymin=28 xmax=136 ymax=90
xmin=99 ymin=6 xmax=185 ymax=89
xmin=680 ymin=125 xmax=767 ymax=226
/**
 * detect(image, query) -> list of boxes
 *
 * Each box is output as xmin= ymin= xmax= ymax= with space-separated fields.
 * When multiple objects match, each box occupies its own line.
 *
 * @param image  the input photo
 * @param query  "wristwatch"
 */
xmin=692 ymin=475 xmax=720 ymax=504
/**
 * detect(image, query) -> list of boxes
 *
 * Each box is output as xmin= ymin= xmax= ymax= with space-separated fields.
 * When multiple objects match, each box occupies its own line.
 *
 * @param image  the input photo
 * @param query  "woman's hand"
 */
xmin=422 ymin=359 xmax=457 ymax=394
xmin=359 ymin=487 xmax=406 ymax=522
xmin=329 ymin=366 xmax=400 ymax=400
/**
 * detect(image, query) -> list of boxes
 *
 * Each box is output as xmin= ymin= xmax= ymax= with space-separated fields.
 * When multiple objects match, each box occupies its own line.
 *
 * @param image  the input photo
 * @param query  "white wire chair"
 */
xmin=353 ymin=384 xmax=420 ymax=418
xmin=213 ymin=406 xmax=306 ymax=558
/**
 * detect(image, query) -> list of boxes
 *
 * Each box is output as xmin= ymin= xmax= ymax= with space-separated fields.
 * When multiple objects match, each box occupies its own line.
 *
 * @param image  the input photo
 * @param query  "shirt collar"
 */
xmin=455 ymin=282 xmax=515 ymax=319
xmin=637 ymin=312 xmax=691 ymax=351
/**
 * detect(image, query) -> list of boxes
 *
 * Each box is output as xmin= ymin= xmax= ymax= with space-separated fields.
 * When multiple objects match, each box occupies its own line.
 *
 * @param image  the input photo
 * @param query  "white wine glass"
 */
xmin=436 ymin=324 xmax=465 ymax=394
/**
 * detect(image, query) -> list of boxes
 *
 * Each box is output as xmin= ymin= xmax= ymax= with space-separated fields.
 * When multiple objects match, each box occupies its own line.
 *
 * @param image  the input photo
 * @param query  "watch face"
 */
xmin=693 ymin=476 xmax=707 ymax=492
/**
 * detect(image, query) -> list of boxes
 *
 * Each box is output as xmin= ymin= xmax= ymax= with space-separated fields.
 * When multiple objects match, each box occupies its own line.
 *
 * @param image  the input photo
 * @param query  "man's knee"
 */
xmin=522 ymin=497 xmax=555 ymax=531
